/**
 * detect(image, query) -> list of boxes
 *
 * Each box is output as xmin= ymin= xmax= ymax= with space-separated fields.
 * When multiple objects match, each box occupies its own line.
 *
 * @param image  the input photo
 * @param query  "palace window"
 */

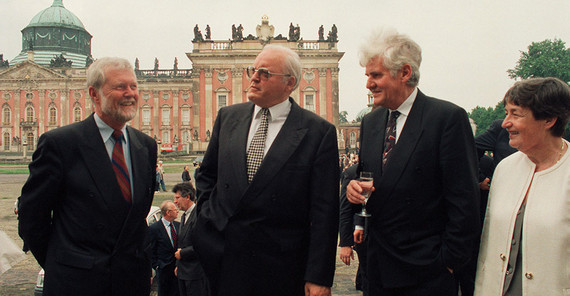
xmin=162 ymin=107 xmax=171 ymax=125
xmin=162 ymin=130 xmax=170 ymax=144
xmin=350 ymin=132 xmax=356 ymax=147
xmin=305 ymin=94 xmax=315 ymax=112
xmin=3 ymin=133 xmax=9 ymax=151
xmin=74 ymin=107 xmax=82 ymax=122
xmin=217 ymin=94 xmax=227 ymax=110
xmin=26 ymin=133 xmax=34 ymax=151
xmin=181 ymin=108 xmax=190 ymax=125
xmin=26 ymin=106 xmax=35 ymax=122
xmin=142 ymin=108 xmax=151 ymax=125
xmin=48 ymin=107 xmax=57 ymax=125
xmin=2 ymin=107 xmax=10 ymax=125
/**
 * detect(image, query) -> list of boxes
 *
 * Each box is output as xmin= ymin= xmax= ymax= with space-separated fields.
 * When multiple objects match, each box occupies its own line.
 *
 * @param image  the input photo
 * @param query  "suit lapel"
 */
xmin=361 ymin=108 xmax=388 ymax=179
xmin=376 ymin=92 xmax=426 ymax=200
xmin=238 ymin=99 xmax=307 ymax=209
xmin=127 ymin=126 xmax=150 ymax=208
xmin=78 ymin=115 xmax=130 ymax=225
xmin=229 ymin=104 xmax=254 ymax=193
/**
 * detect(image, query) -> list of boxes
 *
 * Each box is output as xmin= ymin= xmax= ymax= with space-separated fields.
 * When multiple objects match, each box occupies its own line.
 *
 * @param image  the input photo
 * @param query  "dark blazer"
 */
xmin=475 ymin=119 xmax=517 ymax=168
xmin=148 ymin=220 xmax=180 ymax=270
xmin=176 ymin=208 xmax=205 ymax=281
xmin=339 ymin=164 xmax=358 ymax=247
xmin=18 ymin=114 xmax=157 ymax=296
xmin=193 ymin=98 xmax=339 ymax=290
xmin=358 ymin=90 xmax=480 ymax=288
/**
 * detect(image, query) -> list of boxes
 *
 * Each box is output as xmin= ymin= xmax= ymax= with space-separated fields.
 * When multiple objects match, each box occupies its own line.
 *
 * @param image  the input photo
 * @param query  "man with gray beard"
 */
xmin=18 ymin=57 xmax=157 ymax=296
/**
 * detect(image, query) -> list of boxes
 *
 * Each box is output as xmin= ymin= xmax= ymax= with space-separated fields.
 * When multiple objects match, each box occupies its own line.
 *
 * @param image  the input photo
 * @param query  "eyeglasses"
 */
xmin=246 ymin=66 xmax=291 ymax=80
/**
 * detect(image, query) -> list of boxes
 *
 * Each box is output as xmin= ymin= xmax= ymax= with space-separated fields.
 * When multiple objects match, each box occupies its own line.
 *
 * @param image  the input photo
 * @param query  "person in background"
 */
xmin=475 ymin=77 xmax=570 ymax=296
xmin=148 ymin=201 xmax=180 ymax=296
xmin=172 ymin=182 xmax=209 ymax=296
xmin=157 ymin=161 xmax=167 ymax=191
xmin=18 ymin=57 xmax=157 ymax=295
xmin=181 ymin=165 xmax=191 ymax=183
xmin=346 ymin=28 xmax=480 ymax=296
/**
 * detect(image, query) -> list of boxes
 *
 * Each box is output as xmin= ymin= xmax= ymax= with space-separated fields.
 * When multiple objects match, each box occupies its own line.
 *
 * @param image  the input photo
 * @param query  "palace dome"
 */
xmin=27 ymin=0 xmax=86 ymax=30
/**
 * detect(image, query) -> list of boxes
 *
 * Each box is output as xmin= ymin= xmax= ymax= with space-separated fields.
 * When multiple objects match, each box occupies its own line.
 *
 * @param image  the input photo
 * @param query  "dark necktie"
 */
xmin=382 ymin=111 xmax=400 ymax=168
xmin=112 ymin=130 xmax=132 ymax=203
xmin=180 ymin=212 xmax=186 ymax=229
xmin=246 ymin=108 xmax=270 ymax=183
xmin=169 ymin=222 xmax=177 ymax=248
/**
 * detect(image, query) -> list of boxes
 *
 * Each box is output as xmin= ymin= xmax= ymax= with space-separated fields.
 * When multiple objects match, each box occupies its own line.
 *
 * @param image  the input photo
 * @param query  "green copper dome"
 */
xmin=27 ymin=0 xmax=85 ymax=30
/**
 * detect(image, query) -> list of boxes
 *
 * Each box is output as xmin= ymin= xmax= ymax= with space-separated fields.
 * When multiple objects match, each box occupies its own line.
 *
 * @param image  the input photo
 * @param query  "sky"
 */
xmin=1 ymin=0 xmax=569 ymax=120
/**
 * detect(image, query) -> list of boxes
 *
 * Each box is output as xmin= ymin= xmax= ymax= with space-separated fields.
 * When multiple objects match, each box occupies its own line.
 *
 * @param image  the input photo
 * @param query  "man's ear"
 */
xmin=400 ymin=64 xmax=412 ymax=83
xmin=88 ymin=86 xmax=99 ymax=103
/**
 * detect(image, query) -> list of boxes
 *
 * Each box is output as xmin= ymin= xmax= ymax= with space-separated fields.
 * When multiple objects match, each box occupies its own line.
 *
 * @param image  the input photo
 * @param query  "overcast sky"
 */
xmin=1 ymin=0 xmax=569 ymax=120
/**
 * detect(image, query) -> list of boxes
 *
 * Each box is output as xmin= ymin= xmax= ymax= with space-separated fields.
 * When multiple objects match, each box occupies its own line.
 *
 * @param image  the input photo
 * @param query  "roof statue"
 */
xmin=256 ymin=15 xmax=274 ymax=42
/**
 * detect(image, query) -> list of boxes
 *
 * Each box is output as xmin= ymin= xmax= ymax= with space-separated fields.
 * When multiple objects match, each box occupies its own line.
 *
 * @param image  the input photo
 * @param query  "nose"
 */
xmin=366 ymin=77 xmax=375 ymax=89
xmin=501 ymin=117 xmax=511 ymax=129
xmin=250 ymin=70 xmax=261 ymax=82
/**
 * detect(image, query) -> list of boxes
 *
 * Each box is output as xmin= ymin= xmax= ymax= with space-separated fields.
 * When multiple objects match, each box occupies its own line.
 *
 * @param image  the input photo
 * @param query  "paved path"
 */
xmin=0 ymin=172 xmax=362 ymax=296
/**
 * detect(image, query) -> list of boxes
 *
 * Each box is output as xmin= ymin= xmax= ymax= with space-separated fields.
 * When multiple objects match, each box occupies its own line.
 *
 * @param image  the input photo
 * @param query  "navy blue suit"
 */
xmin=148 ymin=220 xmax=180 ymax=296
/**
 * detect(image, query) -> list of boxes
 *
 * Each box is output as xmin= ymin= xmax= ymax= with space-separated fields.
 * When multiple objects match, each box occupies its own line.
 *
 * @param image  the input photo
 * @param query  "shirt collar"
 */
xmin=94 ymin=113 xmax=128 ymax=142
xmin=392 ymin=87 xmax=418 ymax=116
xmin=161 ymin=217 xmax=173 ymax=227
xmin=253 ymin=98 xmax=291 ymax=122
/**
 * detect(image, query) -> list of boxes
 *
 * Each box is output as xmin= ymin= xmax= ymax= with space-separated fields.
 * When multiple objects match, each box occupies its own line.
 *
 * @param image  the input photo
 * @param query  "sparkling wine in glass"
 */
xmin=356 ymin=172 xmax=373 ymax=217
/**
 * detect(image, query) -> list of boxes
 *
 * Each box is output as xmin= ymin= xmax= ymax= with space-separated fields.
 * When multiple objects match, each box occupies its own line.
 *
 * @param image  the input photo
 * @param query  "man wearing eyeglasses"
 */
xmin=192 ymin=45 xmax=339 ymax=296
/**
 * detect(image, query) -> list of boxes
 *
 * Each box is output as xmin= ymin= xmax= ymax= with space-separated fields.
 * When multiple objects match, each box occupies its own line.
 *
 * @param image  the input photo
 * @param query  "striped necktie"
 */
xmin=112 ymin=130 xmax=132 ymax=203
xmin=382 ymin=111 xmax=400 ymax=169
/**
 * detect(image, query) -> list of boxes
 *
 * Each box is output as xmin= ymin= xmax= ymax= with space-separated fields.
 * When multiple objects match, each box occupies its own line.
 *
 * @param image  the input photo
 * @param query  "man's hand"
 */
xmin=305 ymin=282 xmax=331 ymax=296
xmin=339 ymin=246 xmax=354 ymax=266
xmin=346 ymin=180 xmax=374 ymax=204
xmin=174 ymin=266 xmax=178 ymax=277
xmin=353 ymin=229 xmax=364 ymax=244
xmin=479 ymin=177 xmax=491 ymax=191
xmin=174 ymin=248 xmax=181 ymax=260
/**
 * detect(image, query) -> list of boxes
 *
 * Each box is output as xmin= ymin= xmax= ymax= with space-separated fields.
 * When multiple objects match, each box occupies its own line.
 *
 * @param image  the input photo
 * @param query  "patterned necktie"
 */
xmin=382 ymin=111 xmax=400 ymax=168
xmin=169 ymin=222 xmax=177 ymax=247
xmin=246 ymin=108 xmax=270 ymax=183
xmin=112 ymin=130 xmax=132 ymax=203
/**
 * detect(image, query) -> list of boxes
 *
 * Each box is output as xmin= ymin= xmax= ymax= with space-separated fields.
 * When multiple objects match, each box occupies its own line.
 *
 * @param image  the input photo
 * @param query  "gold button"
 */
xmin=525 ymin=272 xmax=533 ymax=279
xmin=500 ymin=254 xmax=507 ymax=261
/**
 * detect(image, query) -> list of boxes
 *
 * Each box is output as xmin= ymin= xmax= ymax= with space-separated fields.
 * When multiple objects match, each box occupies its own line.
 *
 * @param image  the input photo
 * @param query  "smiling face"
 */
xmin=247 ymin=48 xmax=295 ymax=108
xmin=90 ymin=68 xmax=139 ymax=130
xmin=365 ymin=56 xmax=411 ymax=110
xmin=502 ymin=102 xmax=552 ymax=154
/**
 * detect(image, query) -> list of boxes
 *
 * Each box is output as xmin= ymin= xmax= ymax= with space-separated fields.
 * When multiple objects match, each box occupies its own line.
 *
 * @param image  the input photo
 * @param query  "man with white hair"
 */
xmin=19 ymin=57 xmax=157 ymax=296
xmin=346 ymin=29 xmax=480 ymax=295
xmin=193 ymin=45 xmax=339 ymax=296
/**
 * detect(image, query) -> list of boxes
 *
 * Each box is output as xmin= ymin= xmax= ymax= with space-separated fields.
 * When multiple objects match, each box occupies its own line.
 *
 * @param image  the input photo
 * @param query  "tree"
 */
xmin=469 ymin=101 xmax=505 ymax=136
xmin=339 ymin=111 xmax=348 ymax=123
xmin=507 ymin=38 xmax=570 ymax=82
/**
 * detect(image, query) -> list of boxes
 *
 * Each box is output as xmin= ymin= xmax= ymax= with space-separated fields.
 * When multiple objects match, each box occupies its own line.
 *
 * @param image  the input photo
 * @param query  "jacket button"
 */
xmin=500 ymin=254 xmax=507 ymax=261
xmin=525 ymin=272 xmax=533 ymax=279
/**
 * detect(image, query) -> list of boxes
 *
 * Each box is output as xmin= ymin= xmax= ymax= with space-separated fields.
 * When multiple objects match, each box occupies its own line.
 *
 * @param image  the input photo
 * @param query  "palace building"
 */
xmin=0 ymin=1 xmax=344 ymax=154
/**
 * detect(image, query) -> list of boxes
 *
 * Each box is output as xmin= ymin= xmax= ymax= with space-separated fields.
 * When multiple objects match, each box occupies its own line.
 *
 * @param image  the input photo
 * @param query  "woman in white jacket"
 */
xmin=475 ymin=77 xmax=570 ymax=296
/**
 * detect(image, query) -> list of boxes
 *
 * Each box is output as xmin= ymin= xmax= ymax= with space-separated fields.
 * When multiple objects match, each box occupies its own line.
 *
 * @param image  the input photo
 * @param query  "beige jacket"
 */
xmin=475 ymin=139 xmax=570 ymax=296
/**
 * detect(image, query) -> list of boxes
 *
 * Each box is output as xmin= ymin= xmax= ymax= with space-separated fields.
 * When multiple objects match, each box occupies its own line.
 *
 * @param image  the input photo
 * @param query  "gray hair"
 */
xmin=261 ymin=45 xmax=302 ymax=90
xmin=359 ymin=28 xmax=422 ymax=87
xmin=160 ymin=200 xmax=176 ymax=216
xmin=86 ymin=57 xmax=136 ymax=91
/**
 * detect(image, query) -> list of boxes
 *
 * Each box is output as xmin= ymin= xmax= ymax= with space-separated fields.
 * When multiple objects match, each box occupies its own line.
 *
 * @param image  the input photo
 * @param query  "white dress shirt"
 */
xmin=390 ymin=87 xmax=417 ymax=143
xmin=246 ymin=99 xmax=291 ymax=157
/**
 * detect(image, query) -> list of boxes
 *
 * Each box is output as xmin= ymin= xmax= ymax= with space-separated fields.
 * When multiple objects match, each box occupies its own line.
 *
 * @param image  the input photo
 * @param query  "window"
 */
xmin=305 ymin=94 xmax=315 ymax=112
xmin=217 ymin=94 xmax=227 ymax=110
xmin=26 ymin=106 xmax=34 ymax=122
xmin=48 ymin=107 xmax=57 ymax=125
xmin=3 ymin=133 xmax=9 ymax=151
xmin=74 ymin=107 xmax=82 ymax=122
xmin=181 ymin=108 xmax=190 ymax=125
xmin=162 ymin=130 xmax=170 ymax=143
xmin=2 ymin=107 xmax=10 ymax=125
xmin=182 ymin=130 xmax=190 ymax=143
xmin=350 ymin=132 xmax=356 ymax=147
xmin=162 ymin=108 xmax=170 ymax=125
xmin=26 ymin=133 xmax=34 ymax=151
xmin=142 ymin=108 xmax=151 ymax=125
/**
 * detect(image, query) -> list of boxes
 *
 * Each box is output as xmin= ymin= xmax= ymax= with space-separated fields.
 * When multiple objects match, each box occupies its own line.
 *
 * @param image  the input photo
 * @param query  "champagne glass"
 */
xmin=356 ymin=172 xmax=373 ymax=217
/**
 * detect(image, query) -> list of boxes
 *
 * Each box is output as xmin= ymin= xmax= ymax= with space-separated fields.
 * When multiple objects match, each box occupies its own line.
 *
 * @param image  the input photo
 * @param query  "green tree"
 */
xmin=339 ymin=111 xmax=348 ymax=123
xmin=507 ymin=38 xmax=570 ymax=82
xmin=469 ymin=101 xmax=505 ymax=136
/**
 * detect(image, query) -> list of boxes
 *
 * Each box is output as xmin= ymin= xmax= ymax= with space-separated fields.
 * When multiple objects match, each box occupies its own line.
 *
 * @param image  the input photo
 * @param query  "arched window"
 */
xmin=3 ymin=133 xmax=10 ymax=151
xmin=2 ymin=107 xmax=10 ymax=125
xmin=142 ymin=107 xmax=151 ymax=125
xmin=162 ymin=130 xmax=170 ymax=144
xmin=181 ymin=107 xmax=191 ymax=125
xmin=26 ymin=106 xmax=34 ymax=122
xmin=350 ymin=132 xmax=357 ymax=147
xmin=161 ymin=107 xmax=171 ymax=125
xmin=48 ymin=106 xmax=57 ymax=125
xmin=74 ymin=107 xmax=82 ymax=122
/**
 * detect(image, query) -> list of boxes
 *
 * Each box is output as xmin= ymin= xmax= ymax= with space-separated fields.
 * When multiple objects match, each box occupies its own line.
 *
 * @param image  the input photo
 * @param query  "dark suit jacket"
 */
xmin=475 ymin=119 xmax=517 ymax=168
xmin=193 ymin=98 xmax=339 ymax=289
xmin=176 ymin=208 xmax=205 ymax=281
xmin=339 ymin=164 xmax=358 ymax=247
xmin=358 ymin=90 xmax=480 ymax=288
xmin=148 ymin=219 xmax=180 ymax=270
xmin=18 ymin=114 xmax=157 ymax=296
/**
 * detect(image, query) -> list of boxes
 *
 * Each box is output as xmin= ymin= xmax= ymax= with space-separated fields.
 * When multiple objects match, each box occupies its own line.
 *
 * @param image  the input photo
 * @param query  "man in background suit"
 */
xmin=193 ymin=45 xmax=339 ymax=296
xmin=18 ymin=57 xmax=157 ymax=296
xmin=173 ymin=182 xmax=208 ymax=296
xmin=346 ymin=28 xmax=480 ymax=296
xmin=148 ymin=201 xmax=180 ymax=296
